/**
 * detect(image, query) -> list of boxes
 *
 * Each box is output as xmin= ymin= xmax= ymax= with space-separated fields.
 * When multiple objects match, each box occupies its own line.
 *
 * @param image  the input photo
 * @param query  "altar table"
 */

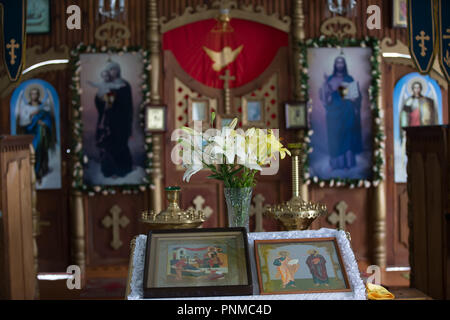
xmin=126 ymin=228 xmax=366 ymax=300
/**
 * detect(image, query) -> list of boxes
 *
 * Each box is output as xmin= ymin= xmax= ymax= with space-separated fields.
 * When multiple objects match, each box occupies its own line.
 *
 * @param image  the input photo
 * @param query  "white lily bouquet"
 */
xmin=174 ymin=113 xmax=291 ymax=230
xmin=175 ymin=114 xmax=291 ymax=187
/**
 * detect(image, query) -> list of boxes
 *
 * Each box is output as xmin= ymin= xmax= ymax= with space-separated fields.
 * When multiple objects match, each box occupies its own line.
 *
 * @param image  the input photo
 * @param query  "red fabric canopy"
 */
xmin=163 ymin=18 xmax=288 ymax=89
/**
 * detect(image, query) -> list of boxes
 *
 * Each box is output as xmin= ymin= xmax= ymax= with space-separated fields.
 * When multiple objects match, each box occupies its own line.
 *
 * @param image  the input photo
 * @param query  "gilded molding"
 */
xmin=159 ymin=1 xmax=291 ymax=34
xmin=320 ymin=16 xmax=357 ymax=40
xmin=94 ymin=22 xmax=131 ymax=48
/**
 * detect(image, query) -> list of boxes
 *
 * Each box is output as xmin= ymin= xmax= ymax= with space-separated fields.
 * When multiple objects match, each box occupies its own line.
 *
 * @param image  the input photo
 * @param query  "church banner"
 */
xmin=438 ymin=0 xmax=450 ymax=82
xmin=407 ymin=0 xmax=436 ymax=74
xmin=0 ymin=0 xmax=26 ymax=81
xmin=163 ymin=18 xmax=288 ymax=89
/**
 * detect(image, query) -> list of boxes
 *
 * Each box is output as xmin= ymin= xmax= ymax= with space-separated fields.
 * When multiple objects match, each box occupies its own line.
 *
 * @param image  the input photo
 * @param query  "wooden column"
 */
xmin=291 ymin=0 xmax=309 ymax=201
xmin=147 ymin=0 xmax=163 ymax=214
xmin=372 ymin=56 xmax=387 ymax=268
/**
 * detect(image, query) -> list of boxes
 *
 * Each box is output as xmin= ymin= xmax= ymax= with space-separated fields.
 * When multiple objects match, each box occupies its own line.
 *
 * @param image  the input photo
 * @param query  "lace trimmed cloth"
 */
xmin=127 ymin=228 xmax=367 ymax=300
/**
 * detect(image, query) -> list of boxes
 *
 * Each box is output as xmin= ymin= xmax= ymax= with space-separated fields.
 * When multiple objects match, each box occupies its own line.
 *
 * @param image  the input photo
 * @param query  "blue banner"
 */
xmin=0 ymin=0 xmax=26 ymax=81
xmin=408 ymin=0 xmax=436 ymax=74
xmin=438 ymin=0 xmax=450 ymax=82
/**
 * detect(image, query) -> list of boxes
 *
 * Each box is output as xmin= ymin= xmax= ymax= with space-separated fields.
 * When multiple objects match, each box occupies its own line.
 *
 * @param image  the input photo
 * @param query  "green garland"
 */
xmin=299 ymin=36 xmax=385 ymax=189
xmin=70 ymin=44 xmax=154 ymax=196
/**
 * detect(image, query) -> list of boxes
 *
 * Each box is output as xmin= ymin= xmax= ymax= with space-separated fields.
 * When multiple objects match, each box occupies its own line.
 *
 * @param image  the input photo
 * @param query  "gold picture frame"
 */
xmin=145 ymin=105 xmax=166 ymax=133
xmin=254 ymin=237 xmax=351 ymax=295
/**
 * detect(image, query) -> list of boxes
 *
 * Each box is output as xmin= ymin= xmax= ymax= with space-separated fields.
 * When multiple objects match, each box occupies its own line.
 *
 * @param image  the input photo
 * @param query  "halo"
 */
xmin=24 ymin=83 xmax=45 ymax=102
xmin=406 ymin=76 xmax=428 ymax=96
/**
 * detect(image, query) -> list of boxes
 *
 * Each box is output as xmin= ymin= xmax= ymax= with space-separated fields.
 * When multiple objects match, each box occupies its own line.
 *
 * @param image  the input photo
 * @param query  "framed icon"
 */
xmin=143 ymin=228 xmax=253 ymax=299
xmin=216 ymin=114 xmax=239 ymax=129
xmin=285 ymin=101 xmax=307 ymax=130
xmin=392 ymin=0 xmax=407 ymax=28
xmin=242 ymin=98 xmax=264 ymax=127
xmin=145 ymin=105 xmax=167 ymax=132
xmin=254 ymin=237 xmax=351 ymax=296
xmin=26 ymin=0 xmax=51 ymax=34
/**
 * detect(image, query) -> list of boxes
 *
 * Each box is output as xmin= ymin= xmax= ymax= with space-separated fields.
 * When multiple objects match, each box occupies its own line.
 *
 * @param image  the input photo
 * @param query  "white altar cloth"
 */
xmin=127 ymin=228 xmax=367 ymax=300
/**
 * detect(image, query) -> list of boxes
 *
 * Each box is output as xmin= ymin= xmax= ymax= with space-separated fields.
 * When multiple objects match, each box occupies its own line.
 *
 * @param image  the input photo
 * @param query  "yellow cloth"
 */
xmin=366 ymin=283 xmax=395 ymax=300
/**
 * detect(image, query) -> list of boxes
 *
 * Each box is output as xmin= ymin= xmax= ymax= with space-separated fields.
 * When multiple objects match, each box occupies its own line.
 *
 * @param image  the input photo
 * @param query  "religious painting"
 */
xmin=393 ymin=0 xmax=408 ymax=28
xmin=145 ymin=105 xmax=166 ymax=133
xmin=143 ymin=228 xmax=252 ymax=298
xmin=393 ymin=72 xmax=443 ymax=183
xmin=26 ymin=0 xmax=51 ymax=34
xmin=242 ymin=98 xmax=264 ymax=127
xmin=10 ymin=79 xmax=61 ymax=190
xmin=254 ymin=238 xmax=351 ymax=295
xmin=285 ymin=101 xmax=307 ymax=130
xmin=71 ymin=45 xmax=152 ymax=194
xmin=304 ymin=39 xmax=383 ymax=187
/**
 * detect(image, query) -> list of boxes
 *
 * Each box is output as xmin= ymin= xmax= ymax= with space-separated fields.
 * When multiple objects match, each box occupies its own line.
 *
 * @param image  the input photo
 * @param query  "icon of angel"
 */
xmin=14 ymin=83 xmax=57 ymax=183
xmin=397 ymin=76 xmax=440 ymax=174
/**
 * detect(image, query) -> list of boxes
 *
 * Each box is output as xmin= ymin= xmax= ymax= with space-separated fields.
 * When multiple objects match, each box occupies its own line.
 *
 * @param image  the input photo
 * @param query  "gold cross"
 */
xmin=327 ymin=201 xmax=356 ymax=231
xmin=219 ymin=69 xmax=235 ymax=90
xmin=416 ymin=30 xmax=430 ymax=57
xmin=6 ymin=39 xmax=20 ymax=65
xmin=102 ymin=205 xmax=130 ymax=250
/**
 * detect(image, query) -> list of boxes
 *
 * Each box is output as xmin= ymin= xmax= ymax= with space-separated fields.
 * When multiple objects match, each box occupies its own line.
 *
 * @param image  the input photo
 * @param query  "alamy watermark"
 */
xmin=65 ymin=5 xmax=382 ymax=31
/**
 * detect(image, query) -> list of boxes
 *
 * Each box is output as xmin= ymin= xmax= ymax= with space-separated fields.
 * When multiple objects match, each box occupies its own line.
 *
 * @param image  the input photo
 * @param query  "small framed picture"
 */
xmin=392 ymin=0 xmax=407 ymax=28
xmin=145 ymin=105 xmax=166 ymax=132
xmin=285 ymin=101 xmax=307 ymax=130
xmin=143 ymin=228 xmax=253 ymax=299
xmin=26 ymin=0 xmax=51 ymax=34
xmin=242 ymin=98 xmax=265 ymax=127
xmin=189 ymin=98 xmax=210 ymax=123
xmin=216 ymin=114 xmax=239 ymax=129
xmin=254 ymin=237 xmax=351 ymax=295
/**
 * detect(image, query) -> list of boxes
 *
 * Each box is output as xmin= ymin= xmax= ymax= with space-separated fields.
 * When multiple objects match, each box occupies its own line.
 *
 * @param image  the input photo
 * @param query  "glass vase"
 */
xmin=224 ymin=187 xmax=253 ymax=232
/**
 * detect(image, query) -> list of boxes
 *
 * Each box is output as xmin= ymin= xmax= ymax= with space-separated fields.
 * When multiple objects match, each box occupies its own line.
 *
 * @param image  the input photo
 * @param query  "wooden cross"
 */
xmin=219 ymin=69 xmax=235 ymax=114
xmin=188 ymin=195 xmax=213 ymax=221
xmin=6 ymin=39 xmax=20 ymax=65
xmin=327 ymin=201 xmax=356 ymax=231
xmin=102 ymin=205 xmax=130 ymax=250
xmin=415 ymin=30 xmax=430 ymax=57
xmin=250 ymin=194 xmax=268 ymax=232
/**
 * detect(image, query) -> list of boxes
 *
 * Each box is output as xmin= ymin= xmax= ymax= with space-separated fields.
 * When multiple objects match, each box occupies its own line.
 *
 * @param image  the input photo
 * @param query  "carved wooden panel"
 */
xmin=310 ymin=187 xmax=370 ymax=261
xmin=85 ymin=194 xmax=144 ymax=266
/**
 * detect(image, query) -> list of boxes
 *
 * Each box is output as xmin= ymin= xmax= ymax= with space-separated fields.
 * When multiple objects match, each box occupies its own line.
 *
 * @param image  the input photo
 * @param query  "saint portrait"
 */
xmin=79 ymin=52 xmax=147 ymax=187
xmin=307 ymin=47 xmax=374 ymax=181
xmin=254 ymin=238 xmax=350 ymax=295
xmin=393 ymin=73 xmax=443 ymax=183
xmin=26 ymin=0 xmax=50 ymax=34
xmin=10 ymin=79 xmax=61 ymax=189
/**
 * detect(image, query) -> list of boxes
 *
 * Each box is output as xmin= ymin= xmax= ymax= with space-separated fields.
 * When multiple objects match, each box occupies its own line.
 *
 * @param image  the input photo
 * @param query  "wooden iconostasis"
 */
xmin=0 ymin=0 xmax=447 ymax=273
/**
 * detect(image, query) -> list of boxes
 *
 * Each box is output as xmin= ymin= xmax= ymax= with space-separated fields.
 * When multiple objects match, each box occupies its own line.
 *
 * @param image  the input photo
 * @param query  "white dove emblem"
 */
xmin=203 ymin=45 xmax=244 ymax=72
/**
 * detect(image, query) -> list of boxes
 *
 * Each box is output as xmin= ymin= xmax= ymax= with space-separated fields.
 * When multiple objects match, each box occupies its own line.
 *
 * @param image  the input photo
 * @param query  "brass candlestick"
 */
xmin=141 ymin=187 xmax=206 ymax=230
xmin=266 ymin=142 xmax=327 ymax=230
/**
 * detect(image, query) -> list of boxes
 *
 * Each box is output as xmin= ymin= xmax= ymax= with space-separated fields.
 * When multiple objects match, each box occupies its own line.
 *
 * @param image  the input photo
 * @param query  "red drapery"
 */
xmin=163 ymin=18 xmax=288 ymax=89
